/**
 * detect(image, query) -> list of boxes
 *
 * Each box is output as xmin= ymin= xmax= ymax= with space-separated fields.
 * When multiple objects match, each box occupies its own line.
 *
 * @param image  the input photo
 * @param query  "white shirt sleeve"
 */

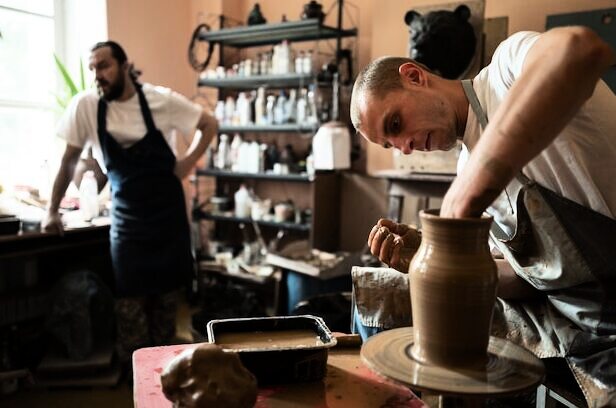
xmin=55 ymin=90 xmax=97 ymax=148
xmin=166 ymin=90 xmax=202 ymax=136
xmin=488 ymin=31 xmax=541 ymax=91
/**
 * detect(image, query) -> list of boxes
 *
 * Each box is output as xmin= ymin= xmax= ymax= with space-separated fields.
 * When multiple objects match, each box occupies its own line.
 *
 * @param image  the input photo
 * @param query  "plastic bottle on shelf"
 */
xmin=248 ymin=141 xmax=261 ymax=173
xmin=266 ymin=95 xmax=276 ymax=125
xmin=306 ymin=85 xmax=318 ymax=125
xmin=214 ymin=100 xmax=225 ymax=124
xmin=255 ymin=87 xmax=266 ymax=125
xmin=216 ymin=134 xmax=230 ymax=169
xmin=260 ymin=52 xmax=269 ymax=76
xmin=296 ymin=88 xmax=308 ymax=125
xmin=303 ymin=49 xmax=314 ymax=75
xmin=234 ymin=184 xmax=252 ymax=218
xmin=79 ymin=170 xmax=98 ymax=221
xmin=224 ymin=96 xmax=235 ymax=125
xmin=236 ymin=92 xmax=251 ymax=125
xmin=306 ymin=152 xmax=315 ymax=176
xmin=295 ymin=50 xmax=305 ymax=74
xmin=274 ymin=91 xmax=286 ymax=124
xmin=279 ymin=40 xmax=291 ymax=74
xmin=229 ymin=133 xmax=243 ymax=171
xmin=285 ymin=89 xmax=297 ymax=123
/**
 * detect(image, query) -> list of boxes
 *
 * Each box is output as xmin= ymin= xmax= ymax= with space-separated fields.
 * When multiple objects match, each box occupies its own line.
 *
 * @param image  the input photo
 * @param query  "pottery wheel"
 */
xmin=361 ymin=327 xmax=544 ymax=396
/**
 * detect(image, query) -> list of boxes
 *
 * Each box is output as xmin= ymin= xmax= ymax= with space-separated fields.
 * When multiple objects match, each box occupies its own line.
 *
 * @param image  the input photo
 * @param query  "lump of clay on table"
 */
xmin=161 ymin=343 xmax=257 ymax=408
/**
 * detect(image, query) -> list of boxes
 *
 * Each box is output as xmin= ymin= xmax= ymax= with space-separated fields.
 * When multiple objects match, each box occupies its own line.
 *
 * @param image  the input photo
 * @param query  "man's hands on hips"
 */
xmin=367 ymin=218 xmax=422 ymax=273
xmin=174 ymin=158 xmax=194 ymax=180
xmin=175 ymin=110 xmax=219 ymax=181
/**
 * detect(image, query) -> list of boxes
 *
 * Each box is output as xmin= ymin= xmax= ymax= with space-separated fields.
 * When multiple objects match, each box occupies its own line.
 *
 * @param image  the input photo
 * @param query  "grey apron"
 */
xmin=462 ymin=79 xmax=616 ymax=407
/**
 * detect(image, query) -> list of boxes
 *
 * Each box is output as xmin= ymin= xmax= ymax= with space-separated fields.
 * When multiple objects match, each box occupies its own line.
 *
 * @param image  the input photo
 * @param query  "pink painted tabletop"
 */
xmin=133 ymin=341 xmax=427 ymax=408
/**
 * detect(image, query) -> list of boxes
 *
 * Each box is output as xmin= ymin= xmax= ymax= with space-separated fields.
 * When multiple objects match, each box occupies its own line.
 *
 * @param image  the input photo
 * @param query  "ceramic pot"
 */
xmin=301 ymin=1 xmax=325 ymax=23
xmin=409 ymin=209 xmax=497 ymax=368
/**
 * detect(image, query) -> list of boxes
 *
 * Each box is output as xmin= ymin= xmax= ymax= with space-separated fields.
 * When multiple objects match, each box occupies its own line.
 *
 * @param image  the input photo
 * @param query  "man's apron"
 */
xmin=97 ymin=82 xmax=194 ymax=298
xmin=461 ymin=79 xmax=616 ymax=406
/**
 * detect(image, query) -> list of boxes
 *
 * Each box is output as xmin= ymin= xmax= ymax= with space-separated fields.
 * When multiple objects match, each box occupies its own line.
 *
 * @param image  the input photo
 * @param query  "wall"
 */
xmin=106 ymin=0 xmax=196 ymax=97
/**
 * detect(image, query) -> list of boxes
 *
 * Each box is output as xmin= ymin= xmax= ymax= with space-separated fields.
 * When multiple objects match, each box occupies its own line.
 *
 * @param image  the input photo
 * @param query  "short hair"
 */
xmin=91 ymin=40 xmax=128 ymax=65
xmin=91 ymin=40 xmax=142 ymax=80
xmin=350 ymin=56 xmax=432 ymax=131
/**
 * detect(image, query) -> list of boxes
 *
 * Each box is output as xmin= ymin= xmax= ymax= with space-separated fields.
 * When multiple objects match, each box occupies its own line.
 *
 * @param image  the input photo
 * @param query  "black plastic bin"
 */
xmin=207 ymin=315 xmax=337 ymax=385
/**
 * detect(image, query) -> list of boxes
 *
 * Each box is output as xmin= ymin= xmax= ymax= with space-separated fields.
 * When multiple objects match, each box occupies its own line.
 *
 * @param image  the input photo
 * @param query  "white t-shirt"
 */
xmin=459 ymin=31 xmax=616 ymax=220
xmin=56 ymin=83 xmax=202 ymax=173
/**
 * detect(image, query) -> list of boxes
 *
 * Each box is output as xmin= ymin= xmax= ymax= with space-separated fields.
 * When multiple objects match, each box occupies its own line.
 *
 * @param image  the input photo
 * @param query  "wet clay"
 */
xmin=160 ymin=343 xmax=257 ymax=408
xmin=409 ymin=209 xmax=497 ymax=368
xmin=217 ymin=329 xmax=324 ymax=349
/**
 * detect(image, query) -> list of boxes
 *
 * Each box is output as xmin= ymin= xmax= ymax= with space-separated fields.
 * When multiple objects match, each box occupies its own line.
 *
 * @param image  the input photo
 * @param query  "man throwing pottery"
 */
xmin=350 ymin=27 xmax=616 ymax=405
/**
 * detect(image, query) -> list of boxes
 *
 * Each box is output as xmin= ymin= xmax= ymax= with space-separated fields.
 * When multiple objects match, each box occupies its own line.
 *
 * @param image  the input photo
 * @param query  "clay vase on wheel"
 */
xmin=409 ymin=209 xmax=497 ymax=369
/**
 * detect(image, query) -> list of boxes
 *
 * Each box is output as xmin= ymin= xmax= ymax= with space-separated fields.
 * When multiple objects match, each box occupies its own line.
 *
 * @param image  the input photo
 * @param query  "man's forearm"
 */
xmin=48 ymin=162 xmax=76 ymax=213
xmin=48 ymin=145 xmax=82 ymax=213
xmin=183 ymin=131 xmax=211 ymax=167
xmin=182 ymin=113 xmax=217 ymax=167
xmin=454 ymin=27 xmax=616 ymax=216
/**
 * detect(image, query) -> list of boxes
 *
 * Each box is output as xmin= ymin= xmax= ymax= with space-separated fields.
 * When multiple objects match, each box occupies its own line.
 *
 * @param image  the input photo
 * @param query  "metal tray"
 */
xmin=207 ymin=315 xmax=337 ymax=384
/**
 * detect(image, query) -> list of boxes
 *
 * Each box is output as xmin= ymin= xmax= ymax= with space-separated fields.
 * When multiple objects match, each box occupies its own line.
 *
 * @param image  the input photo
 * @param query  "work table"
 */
xmin=0 ymin=219 xmax=110 ymax=259
xmin=133 ymin=338 xmax=427 ymax=408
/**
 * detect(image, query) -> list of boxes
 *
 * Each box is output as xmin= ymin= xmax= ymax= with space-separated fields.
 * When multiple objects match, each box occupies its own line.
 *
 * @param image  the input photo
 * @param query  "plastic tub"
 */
xmin=207 ymin=315 xmax=337 ymax=384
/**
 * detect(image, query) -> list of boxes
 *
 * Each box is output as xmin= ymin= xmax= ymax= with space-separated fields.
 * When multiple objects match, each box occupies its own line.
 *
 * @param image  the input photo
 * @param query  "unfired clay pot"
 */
xmin=409 ymin=209 xmax=497 ymax=368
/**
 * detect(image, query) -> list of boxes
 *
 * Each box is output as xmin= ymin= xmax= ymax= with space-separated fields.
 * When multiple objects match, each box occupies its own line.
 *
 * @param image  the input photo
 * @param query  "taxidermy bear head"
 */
xmin=404 ymin=4 xmax=476 ymax=79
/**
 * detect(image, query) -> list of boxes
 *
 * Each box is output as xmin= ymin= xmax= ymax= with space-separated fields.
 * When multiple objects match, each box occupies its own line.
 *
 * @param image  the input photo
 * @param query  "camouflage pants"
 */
xmin=115 ymin=290 xmax=180 ymax=362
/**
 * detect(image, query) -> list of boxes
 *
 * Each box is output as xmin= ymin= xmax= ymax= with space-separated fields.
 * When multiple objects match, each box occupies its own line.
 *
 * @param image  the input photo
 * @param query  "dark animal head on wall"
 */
xmin=404 ymin=4 xmax=476 ymax=79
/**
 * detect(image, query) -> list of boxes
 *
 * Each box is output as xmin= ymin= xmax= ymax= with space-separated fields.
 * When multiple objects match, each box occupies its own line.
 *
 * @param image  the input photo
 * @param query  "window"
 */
xmin=0 ymin=0 xmax=58 ymax=195
xmin=0 ymin=0 xmax=106 ymax=198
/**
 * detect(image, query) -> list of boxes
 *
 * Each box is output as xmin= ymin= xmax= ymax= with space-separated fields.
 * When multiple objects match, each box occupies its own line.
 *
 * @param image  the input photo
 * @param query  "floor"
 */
xmin=1 ymin=300 xmax=196 ymax=407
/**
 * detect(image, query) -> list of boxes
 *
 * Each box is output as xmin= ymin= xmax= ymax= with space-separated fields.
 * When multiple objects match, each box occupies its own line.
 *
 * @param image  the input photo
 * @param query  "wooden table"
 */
xmin=133 ymin=340 xmax=428 ymax=408
xmin=0 ymin=222 xmax=110 ymax=259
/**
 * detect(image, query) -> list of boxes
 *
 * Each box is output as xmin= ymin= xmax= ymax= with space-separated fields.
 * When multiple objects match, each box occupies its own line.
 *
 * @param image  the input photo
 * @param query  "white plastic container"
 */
xmin=312 ymin=121 xmax=351 ymax=170
xmin=216 ymin=134 xmax=230 ymax=170
xmin=234 ymin=184 xmax=252 ymax=218
xmin=229 ymin=133 xmax=243 ymax=171
xmin=79 ymin=170 xmax=98 ymax=221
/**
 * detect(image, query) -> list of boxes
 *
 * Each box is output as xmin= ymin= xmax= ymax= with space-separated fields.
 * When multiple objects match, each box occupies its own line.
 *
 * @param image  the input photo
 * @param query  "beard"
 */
xmin=98 ymin=74 xmax=125 ymax=101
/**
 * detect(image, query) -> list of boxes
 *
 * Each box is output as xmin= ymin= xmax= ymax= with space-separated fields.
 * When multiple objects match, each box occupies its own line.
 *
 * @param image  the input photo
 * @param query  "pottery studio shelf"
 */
xmin=218 ymin=123 xmax=319 ymax=133
xmin=196 ymin=169 xmax=315 ymax=183
xmin=198 ymin=73 xmax=322 ymax=89
xmin=192 ymin=210 xmax=311 ymax=232
xmin=197 ymin=18 xmax=357 ymax=48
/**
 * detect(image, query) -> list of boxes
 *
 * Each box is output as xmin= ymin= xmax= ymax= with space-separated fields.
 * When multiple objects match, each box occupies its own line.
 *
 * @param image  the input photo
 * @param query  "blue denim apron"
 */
xmin=97 ymin=83 xmax=194 ymax=298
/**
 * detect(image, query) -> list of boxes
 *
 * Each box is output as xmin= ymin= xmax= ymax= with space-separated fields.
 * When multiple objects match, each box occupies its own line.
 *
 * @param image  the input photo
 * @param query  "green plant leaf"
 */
xmin=79 ymin=59 xmax=86 ymax=91
xmin=54 ymin=94 xmax=68 ymax=110
xmin=54 ymin=54 xmax=78 ymax=96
